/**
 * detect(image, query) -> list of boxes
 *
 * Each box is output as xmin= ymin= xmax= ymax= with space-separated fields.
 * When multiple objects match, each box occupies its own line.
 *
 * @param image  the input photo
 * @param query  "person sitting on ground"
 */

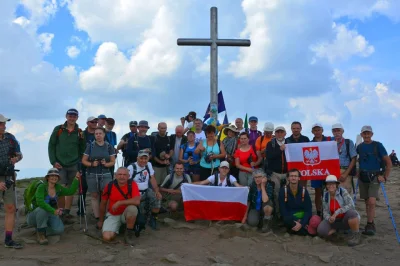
xmin=317 ymin=175 xmax=361 ymax=246
xmin=26 ymin=168 xmax=80 ymax=245
xmin=279 ymin=168 xmax=320 ymax=236
xmin=127 ymin=150 xmax=162 ymax=230
xmin=242 ymin=169 xmax=274 ymax=232
xmin=81 ymin=127 xmax=115 ymax=224
xmin=160 ymin=162 xmax=192 ymax=213
xmin=97 ymin=167 xmax=140 ymax=245
xmin=194 ymin=161 xmax=241 ymax=187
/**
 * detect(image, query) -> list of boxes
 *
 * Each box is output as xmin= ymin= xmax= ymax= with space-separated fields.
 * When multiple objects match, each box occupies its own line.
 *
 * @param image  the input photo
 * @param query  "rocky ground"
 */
xmin=1 ymin=168 xmax=400 ymax=266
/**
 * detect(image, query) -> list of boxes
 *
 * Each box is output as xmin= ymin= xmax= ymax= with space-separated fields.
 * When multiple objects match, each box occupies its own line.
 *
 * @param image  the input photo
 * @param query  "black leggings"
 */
xmin=199 ymin=166 xmax=213 ymax=181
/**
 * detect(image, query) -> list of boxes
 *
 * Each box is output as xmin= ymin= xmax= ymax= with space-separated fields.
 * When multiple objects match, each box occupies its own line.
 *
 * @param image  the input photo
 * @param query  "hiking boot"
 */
xmin=348 ymin=231 xmax=361 ymax=247
xmin=149 ymin=215 xmax=160 ymax=231
xmin=362 ymin=223 xmax=376 ymax=236
xmin=36 ymin=231 xmax=48 ymax=245
xmin=261 ymin=219 xmax=272 ymax=233
xmin=4 ymin=240 xmax=23 ymax=249
xmin=124 ymin=229 xmax=135 ymax=246
xmin=62 ymin=214 xmax=75 ymax=225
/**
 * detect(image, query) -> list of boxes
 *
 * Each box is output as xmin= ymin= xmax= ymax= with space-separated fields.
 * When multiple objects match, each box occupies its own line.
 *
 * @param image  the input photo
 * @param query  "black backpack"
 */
xmin=162 ymin=172 xmax=189 ymax=189
xmin=105 ymin=179 xmax=146 ymax=236
xmin=213 ymin=172 xmax=233 ymax=187
xmin=356 ymin=141 xmax=386 ymax=173
xmin=126 ymin=134 xmax=152 ymax=162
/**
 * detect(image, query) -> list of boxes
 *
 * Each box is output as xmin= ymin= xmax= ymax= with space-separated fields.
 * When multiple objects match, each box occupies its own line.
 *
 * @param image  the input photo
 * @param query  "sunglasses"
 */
xmin=89 ymin=121 xmax=97 ymax=124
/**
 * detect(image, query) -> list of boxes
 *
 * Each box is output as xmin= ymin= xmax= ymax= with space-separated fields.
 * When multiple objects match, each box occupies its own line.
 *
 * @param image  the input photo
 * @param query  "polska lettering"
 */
xmin=300 ymin=169 xmax=330 ymax=176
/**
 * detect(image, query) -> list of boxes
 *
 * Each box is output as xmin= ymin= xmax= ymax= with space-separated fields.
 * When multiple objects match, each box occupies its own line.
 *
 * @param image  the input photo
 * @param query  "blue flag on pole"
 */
xmin=203 ymin=91 xmax=226 ymax=121
xmin=223 ymin=112 xmax=229 ymax=124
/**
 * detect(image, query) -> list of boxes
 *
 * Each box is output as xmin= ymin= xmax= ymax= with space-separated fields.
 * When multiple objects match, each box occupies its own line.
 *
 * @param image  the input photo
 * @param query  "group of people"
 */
xmin=0 ymin=109 xmax=392 ymax=249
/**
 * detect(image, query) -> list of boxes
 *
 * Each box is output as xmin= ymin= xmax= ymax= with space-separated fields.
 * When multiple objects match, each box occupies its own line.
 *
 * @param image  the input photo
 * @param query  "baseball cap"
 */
xmin=138 ymin=150 xmax=150 ymax=157
xmin=98 ymin=114 xmax=107 ymax=119
xmin=86 ymin=116 xmax=98 ymax=122
xmin=275 ymin=126 xmax=286 ymax=132
xmin=312 ymin=123 xmax=323 ymax=129
xmin=0 ymin=114 xmax=11 ymax=123
xmin=249 ymin=116 xmax=258 ymax=122
xmin=220 ymin=161 xmax=230 ymax=168
xmin=66 ymin=108 xmax=79 ymax=116
xmin=361 ymin=125 xmax=373 ymax=133
xmin=129 ymin=121 xmax=138 ymax=127
xmin=263 ymin=122 xmax=274 ymax=132
xmin=332 ymin=123 xmax=343 ymax=130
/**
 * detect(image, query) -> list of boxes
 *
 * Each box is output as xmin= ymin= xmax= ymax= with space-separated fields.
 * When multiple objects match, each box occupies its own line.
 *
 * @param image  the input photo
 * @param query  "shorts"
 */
xmin=153 ymin=166 xmax=169 ymax=185
xmin=311 ymin=180 xmax=324 ymax=189
xmin=86 ymin=172 xmax=112 ymax=193
xmin=140 ymin=188 xmax=161 ymax=209
xmin=185 ymin=166 xmax=200 ymax=176
xmin=102 ymin=205 xmax=138 ymax=233
xmin=359 ymin=178 xmax=380 ymax=199
xmin=162 ymin=193 xmax=183 ymax=210
xmin=0 ymin=176 xmax=15 ymax=205
xmin=59 ymin=164 xmax=78 ymax=186
xmin=340 ymin=168 xmax=356 ymax=194
xmin=317 ymin=210 xmax=359 ymax=237
xmin=238 ymin=171 xmax=253 ymax=186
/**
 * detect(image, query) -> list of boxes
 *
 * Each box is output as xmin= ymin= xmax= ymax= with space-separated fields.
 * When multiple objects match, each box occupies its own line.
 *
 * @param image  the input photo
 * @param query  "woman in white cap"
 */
xmin=317 ymin=175 xmax=361 ymax=246
xmin=26 ymin=168 xmax=81 ymax=245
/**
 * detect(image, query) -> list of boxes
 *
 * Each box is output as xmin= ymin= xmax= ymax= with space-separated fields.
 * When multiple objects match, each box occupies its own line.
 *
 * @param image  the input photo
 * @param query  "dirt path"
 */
xmin=1 ymin=169 xmax=400 ymax=265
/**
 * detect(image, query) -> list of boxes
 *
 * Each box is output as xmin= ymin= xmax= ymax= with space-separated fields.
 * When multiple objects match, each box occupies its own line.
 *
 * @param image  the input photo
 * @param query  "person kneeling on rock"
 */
xmin=242 ymin=169 xmax=274 ymax=232
xmin=160 ymin=162 xmax=192 ymax=213
xmin=26 ymin=168 xmax=80 ymax=245
xmin=97 ymin=167 xmax=141 ymax=245
xmin=317 ymin=175 xmax=361 ymax=246
xmin=278 ymin=168 xmax=320 ymax=236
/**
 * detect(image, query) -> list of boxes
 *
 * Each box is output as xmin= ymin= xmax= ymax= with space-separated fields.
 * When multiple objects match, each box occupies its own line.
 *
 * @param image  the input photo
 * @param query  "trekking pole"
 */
xmin=78 ymin=173 xmax=88 ymax=232
xmin=353 ymin=178 xmax=359 ymax=204
xmin=380 ymin=183 xmax=400 ymax=244
xmin=13 ymin=169 xmax=20 ymax=232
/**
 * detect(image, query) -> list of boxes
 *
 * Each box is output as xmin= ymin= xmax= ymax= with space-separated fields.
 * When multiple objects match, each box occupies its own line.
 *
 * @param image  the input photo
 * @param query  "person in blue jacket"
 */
xmin=279 ymin=168 xmax=319 ymax=235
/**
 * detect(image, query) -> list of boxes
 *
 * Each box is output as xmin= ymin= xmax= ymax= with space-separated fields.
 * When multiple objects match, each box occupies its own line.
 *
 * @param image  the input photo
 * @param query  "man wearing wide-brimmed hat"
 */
xmin=0 ymin=114 xmax=23 ymax=249
xmin=123 ymin=120 xmax=155 ymax=166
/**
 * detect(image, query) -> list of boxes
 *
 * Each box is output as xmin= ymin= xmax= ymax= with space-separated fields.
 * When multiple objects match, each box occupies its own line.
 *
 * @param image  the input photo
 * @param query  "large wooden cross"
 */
xmin=177 ymin=7 xmax=251 ymax=125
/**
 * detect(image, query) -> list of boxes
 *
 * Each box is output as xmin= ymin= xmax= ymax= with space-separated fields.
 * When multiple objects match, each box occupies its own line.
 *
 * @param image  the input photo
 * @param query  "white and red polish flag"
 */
xmin=181 ymin=184 xmax=248 ymax=221
xmin=285 ymin=141 xmax=340 ymax=180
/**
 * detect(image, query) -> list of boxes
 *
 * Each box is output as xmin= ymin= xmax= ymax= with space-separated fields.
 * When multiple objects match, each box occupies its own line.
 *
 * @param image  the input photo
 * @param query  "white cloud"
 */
xmin=227 ymin=0 xmax=272 ymax=77
xmin=16 ymin=0 xmax=58 ymax=33
xmin=7 ymin=122 xmax=25 ymax=135
xmin=13 ymin=16 xmax=31 ymax=28
xmin=194 ymin=54 xmax=224 ymax=75
xmin=310 ymin=23 xmax=374 ymax=63
xmin=37 ymin=32 xmax=54 ymax=53
xmin=66 ymin=45 xmax=80 ymax=58
xmin=79 ymin=5 xmax=180 ymax=91
xmin=66 ymin=0 xmax=172 ymax=48
xmin=329 ymin=0 xmax=400 ymax=22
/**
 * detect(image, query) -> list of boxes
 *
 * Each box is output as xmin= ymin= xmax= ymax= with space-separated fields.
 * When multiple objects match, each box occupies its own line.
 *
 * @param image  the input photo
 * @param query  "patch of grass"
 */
xmin=16 ymin=177 xmax=44 ymax=188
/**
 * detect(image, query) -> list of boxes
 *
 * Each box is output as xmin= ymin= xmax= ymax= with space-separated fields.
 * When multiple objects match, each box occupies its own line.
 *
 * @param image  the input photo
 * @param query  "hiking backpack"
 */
xmin=56 ymin=124 xmax=83 ymax=143
xmin=105 ymin=179 xmax=146 ymax=236
xmin=283 ymin=185 xmax=306 ymax=203
xmin=356 ymin=141 xmax=386 ymax=173
xmin=213 ymin=172 xmax=233 ymax=187
xmin=162 ymin=172 xmax=189 ymax=189
xmin=23 ymin=180 xmax=44 ymax=214
xmin=324 ymin=187 xmax=344 ymax=203
xmin=125 ymin=134 xmax=152 ymax=162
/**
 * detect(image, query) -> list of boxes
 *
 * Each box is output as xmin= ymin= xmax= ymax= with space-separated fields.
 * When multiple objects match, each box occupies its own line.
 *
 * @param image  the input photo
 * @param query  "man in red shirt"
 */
xmin=97 ymin=167 xmax=140 ymax=245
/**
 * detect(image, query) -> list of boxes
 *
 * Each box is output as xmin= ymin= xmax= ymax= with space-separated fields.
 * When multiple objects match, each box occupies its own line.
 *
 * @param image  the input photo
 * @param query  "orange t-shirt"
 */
xmin=101 ymin=181 xmax=140 ymax=215
xmin=329 ymin=198 xmax=345 ymax=219
xmin=234 ymin=148 xmax=258 ymax=172
xmin=255 ymin=136 xmax=273 ymax=157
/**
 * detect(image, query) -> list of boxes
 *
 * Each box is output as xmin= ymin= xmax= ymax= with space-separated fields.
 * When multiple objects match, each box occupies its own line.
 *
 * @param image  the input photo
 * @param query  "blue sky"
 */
xmin=1 ymin=0 xmax=399 ymax=178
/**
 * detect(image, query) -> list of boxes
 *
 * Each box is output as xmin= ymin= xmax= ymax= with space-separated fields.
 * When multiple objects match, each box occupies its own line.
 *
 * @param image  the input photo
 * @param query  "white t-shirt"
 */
xmin=195 ymin=131 xmax=206 ymax=143
xmin=185 ymin=121 xmax=194 ymax=130
xmin=127 ymin=162 xmax=155 ymax=191
xmin=207 ymin=174 xmax=237 ymax=187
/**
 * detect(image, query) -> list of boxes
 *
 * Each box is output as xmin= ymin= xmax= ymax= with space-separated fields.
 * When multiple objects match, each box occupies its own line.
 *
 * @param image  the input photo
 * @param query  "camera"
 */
xmin=187 ymin=151 xmax=193 ymax=157
xmin=5 ymin=178 xmax=14 ymax=189
xmin=49 ymin=198 xmax=58 ymax=209
xmin=205 ymin=152 xmax=215 ymax=164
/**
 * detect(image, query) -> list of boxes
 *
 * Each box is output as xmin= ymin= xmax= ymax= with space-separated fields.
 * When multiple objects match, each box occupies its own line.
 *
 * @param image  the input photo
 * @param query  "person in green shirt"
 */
xmin=26 ymin=168 xmax=80 ymax=245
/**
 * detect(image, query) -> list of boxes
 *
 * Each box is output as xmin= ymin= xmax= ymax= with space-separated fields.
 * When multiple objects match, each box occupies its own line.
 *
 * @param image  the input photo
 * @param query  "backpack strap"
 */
xmin=259 ymin=135 xmax=265 ymax=151
xmin=284 ymin=185 xmax=287 ymax=202
xmin=226 ymin=175 xmax=232 ymax=187
xmin=214 ymin=172 xmax=219 ymax=186
xmin=162 ymin=172 xmax=174 ymax=189
xmin=106 ymin=181 xmax=114 ymax=198
xmin=301 ymin=186 xmax=306 ymax=202
xmin=345 ymin=139 xmax=351 ymax=160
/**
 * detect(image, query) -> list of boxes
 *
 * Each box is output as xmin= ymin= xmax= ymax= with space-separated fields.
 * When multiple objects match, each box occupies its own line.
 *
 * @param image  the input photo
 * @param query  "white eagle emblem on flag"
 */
xmin=302 ymin=146 xmax=321 ymax=165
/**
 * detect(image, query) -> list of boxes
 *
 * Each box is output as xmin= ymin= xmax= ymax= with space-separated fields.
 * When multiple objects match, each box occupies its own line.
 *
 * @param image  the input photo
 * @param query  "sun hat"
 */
xmin=325 ymin=175 xmax=340 ymax=184
xmin=223 ymin=125 xmax=239 ymax=135
xmin=263 ymin=122 xmax=274 ymax=132
xmin=45 ymin=168 xmax=60 ymax=178
xmin=138 ymin=120 xmax=150 ymax=129
xmin=332 ymin=123 xmax=343 ymax=130
xmin=361 ymin=125 xmax=373 ymax=133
